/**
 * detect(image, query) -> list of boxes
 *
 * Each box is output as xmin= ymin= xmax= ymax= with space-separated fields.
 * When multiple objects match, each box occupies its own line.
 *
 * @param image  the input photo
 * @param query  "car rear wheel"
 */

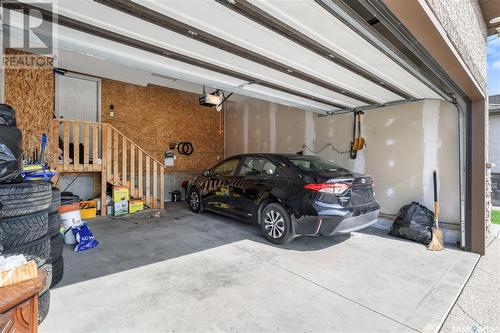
xmin=260 ymin=203 xmax=293 ymax=245
xmin=188 ymin=189 xmax=203 ymax=213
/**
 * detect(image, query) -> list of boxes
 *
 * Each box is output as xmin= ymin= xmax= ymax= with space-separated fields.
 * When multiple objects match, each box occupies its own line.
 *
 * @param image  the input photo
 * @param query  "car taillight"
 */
xmin=304 ymin=183 xmax=350 ymax=194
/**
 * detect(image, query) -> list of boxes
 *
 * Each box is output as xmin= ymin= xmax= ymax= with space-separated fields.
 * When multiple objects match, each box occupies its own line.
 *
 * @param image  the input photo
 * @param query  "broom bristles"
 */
xmin=427 ymin=227 xmax=444 ymax=251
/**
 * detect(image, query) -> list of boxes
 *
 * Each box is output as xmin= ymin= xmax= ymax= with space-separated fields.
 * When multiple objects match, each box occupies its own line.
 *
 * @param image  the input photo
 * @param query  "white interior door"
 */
xmin=56 ymin=73 xmax=100 ymax=122
xmin=56 ymin=73 xmax=101 ymax=162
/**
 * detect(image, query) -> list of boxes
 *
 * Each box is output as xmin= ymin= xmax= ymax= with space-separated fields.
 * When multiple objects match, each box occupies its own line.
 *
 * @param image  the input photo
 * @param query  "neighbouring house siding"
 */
xmin=226 ymin=98 xmax=460 ymax=225
xmin=101 ymin=78 xmax=224 ymax=173
xmin=489 ymin=115 xmax=500 ymax=173
xmin=488 ymin=95 xmax=500 ymax=206
xmin=4 ymin=49 xmax=55 ymax=163
xmin=426 ymin=0 xmax=487 ymax=91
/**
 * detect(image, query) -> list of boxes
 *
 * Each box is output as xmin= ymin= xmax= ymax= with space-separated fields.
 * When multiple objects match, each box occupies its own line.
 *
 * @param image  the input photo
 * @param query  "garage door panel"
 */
xmin=132 ymin=0 xmax=406 ymax=102
xmin=249 ymin=0 xmax=442 ymax=100
xmin=54 ymin=1 xmax=369 ymax=107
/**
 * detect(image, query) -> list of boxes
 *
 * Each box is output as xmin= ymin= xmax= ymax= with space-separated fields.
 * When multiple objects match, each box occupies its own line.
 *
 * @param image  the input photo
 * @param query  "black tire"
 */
xmin=50 ymin=256 xmax=64 ymax=288
xmin=0 ymin=181 xmax=52 ymax=218
xmin=40 ymin=262 xmax=53 ymax=295
xmin=260 ymin=203 xmax=294 ymax=245
xmin=60 ymin=191 xmax=79 ymax=206
xmin=48 ymin=187 xmax=61 ymax=215
xmin=0 ymin=211 xmax=48 ymax=250
xmin=2 ymin=235 xmax=50 ymax=267
xmin=48 ymin=213 xmax=61 ymax=238
xmin=49 ymin=233 xmax=64 ymax=263
xmin=38 ymin=290 xmax=50 ymax=324
xmin=188 ymin=189 xmax=203 ymax=213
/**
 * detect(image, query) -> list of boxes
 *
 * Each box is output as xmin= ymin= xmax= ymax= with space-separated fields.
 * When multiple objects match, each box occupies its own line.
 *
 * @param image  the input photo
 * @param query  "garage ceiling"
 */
xmin=6 ymin=0 xmax=444 ymax=113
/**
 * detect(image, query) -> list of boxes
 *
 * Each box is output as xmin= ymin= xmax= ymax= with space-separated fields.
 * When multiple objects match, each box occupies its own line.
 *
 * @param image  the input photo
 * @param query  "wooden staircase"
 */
xmin=51 ymin=119 xmax=165 ymax=215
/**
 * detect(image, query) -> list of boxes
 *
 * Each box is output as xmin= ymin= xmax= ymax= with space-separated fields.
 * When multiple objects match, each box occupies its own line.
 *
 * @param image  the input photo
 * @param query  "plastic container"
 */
xmin=80 ymin=208 xmax=96 ymax=219
xmin=80 ymin=200 xmax=97 ymax=219
xmin=59 ymin=202 xmax=80 ymax=214
xmin=64 ymin=228 xmax=76 ymax=245
xmin=60 ymin=205 xmax=82 ymax=229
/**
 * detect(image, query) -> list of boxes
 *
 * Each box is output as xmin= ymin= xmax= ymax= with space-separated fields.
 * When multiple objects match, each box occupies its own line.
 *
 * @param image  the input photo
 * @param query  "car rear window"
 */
xmin=288 ymin=157 xmax=346 ymax=172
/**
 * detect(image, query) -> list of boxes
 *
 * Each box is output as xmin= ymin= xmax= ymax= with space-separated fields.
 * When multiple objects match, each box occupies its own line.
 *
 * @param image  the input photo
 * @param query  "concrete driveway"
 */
xmin=41 ymin=203 xmax=478 ymax=332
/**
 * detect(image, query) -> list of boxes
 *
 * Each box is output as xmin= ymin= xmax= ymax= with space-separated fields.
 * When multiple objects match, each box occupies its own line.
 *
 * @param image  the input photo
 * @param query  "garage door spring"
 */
xmin=302 ymin=143 xmax=350 ymax=155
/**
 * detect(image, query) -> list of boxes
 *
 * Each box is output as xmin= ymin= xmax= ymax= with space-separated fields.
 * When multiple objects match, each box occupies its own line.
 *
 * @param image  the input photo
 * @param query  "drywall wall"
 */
xmin=4 ymin=49 xmax=55 ymax=163
xmin=226 ymin=98 xmax=460 ymax=224
xmin=101 ymin=78 xmax=224 ymax=172
xmin=226 ymin=103 xmax=307 ymax=156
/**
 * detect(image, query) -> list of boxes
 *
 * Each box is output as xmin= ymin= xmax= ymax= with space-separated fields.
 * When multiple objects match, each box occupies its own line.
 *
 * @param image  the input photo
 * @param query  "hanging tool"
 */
xmin=428 ymin=170 xmax=444 ymax=251
xmin=350 ymin=110 xmax=365 ymax=159
xmin=40 ymin=133 xmax=47 ymax=165
xmin=350 ymin=110 xmax=357 ymax=159
xmin=352 ymin=111 xmax=365 ymax=151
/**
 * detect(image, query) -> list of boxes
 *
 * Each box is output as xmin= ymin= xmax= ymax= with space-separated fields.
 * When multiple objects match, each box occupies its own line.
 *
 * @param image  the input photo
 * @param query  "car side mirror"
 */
xmin=202 ymin=170 xmax=210 ymax=177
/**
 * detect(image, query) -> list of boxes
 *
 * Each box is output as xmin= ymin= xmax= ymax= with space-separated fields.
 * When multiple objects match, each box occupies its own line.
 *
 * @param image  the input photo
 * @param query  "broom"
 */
xmin=428 ymin=170 xmax=444 ymax=251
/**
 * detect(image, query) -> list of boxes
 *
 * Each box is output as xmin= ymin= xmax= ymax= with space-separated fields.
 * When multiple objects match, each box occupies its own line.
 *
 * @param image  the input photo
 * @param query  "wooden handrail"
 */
xmin=53 ymin=119 xmax=165 ymax=212
xmin=106 ymin=124 xmax=165 ymax=167
xmin=53 ymin=119 xmax=165 ymax=167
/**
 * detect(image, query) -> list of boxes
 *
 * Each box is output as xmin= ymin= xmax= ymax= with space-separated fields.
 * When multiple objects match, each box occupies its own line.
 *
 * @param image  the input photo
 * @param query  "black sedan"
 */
xmin=187 ymin=154 xmax=380 ymax=245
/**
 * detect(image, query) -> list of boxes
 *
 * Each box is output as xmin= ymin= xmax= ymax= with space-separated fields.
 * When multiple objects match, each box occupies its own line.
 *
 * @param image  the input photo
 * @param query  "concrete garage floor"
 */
xmin=41 ymin=203 xmax=478 ymax=333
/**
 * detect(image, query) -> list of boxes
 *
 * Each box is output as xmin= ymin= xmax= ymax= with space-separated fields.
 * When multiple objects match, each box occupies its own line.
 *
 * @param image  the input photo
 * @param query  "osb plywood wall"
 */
xmin=101 ymin=79 xmax=224 ymax=172
xmin=4 ymin=49 xmax=55 ymax=163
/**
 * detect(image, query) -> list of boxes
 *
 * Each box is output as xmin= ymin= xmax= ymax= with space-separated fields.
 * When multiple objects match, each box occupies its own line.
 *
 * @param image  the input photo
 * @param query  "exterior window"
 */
xmin=239 ymin=157 xmax=276 ymax=177
xmin=212 ymin=159 xmax=239 ymax=177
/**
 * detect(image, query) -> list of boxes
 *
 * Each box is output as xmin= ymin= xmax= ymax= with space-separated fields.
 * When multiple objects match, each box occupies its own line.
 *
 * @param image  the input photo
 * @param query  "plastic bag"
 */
xmin=389 ymin=202 xmax=434 ymax=245
xmin=0 ymin=127 xmax=23 ymax=183
xmin=21 ymin=164 xmax=56 ymax=182
xmin=0 ymin=104 xmax=16 ymax=127
xmin=72 ymin=223 xmax=99 ymax=252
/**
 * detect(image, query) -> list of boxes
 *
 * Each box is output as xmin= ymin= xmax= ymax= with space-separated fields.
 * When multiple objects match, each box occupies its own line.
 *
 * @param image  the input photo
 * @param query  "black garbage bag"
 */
xmin=0 ymin=126 xmax=23 ymax=183
xmin=389 ymin=202 xmax=434 ymax=245
xmin=0 ymin=104 xmax=16 ymax=127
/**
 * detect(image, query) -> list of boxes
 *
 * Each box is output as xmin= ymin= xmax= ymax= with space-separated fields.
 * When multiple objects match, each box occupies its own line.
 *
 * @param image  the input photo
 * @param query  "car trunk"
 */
xmin=308 ymin=170 xmax=375 ymax=207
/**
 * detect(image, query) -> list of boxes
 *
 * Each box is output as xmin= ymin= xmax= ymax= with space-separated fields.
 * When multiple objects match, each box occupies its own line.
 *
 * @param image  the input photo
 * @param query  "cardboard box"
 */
xmin=113 ymin=186 xmax=129 ymax=202
xmin=113 ymin=200 xmax=129 ymax=216
xmin=0 ymin=260 xmax=37 ymax=287
xmin=129 ymin=199 xmax=144 ymax=214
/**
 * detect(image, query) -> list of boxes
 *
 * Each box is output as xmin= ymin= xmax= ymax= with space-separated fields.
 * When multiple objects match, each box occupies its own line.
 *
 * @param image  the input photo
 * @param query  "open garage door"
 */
xmin=2 ymin=0 xmax=484 ymax=253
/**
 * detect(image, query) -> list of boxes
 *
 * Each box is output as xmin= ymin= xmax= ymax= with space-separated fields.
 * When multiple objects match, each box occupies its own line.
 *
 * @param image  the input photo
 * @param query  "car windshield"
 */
xmin=288 ymin=157 xmax=346 ymax=173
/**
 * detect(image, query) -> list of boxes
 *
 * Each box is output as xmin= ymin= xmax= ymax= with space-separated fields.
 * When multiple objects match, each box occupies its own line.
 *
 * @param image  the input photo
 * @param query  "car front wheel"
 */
xmin=260 ymin=203 xmax=293 ymax=245
xmin=188 ymin=189 xmax=203 ymax=213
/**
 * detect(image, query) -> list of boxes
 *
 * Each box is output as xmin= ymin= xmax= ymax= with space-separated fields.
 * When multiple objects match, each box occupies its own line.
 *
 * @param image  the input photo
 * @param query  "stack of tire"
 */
xmin=0 ymin=183 xmax=64 ymax=323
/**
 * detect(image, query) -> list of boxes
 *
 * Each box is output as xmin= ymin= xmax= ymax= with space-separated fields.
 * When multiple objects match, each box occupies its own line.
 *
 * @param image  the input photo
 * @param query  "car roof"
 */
xmin=226 ymin=153 xmax=319 ymax=161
